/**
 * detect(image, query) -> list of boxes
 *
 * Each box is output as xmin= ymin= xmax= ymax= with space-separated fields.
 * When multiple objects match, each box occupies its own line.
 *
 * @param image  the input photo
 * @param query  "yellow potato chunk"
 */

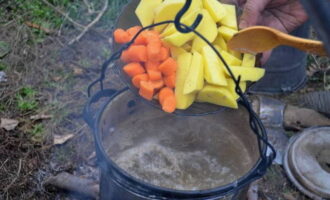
xmin=202 ymin=0 xmax=227 ymax=22
xmin=218 ymin=26 xmax=238 ymax=41
xmin=154 ymin=0 xmax=185 ymax=32
xmin=184 ymin=51 xmax=204 ymax=94
xmin=163 ymin=32 xmax=195 ymax=47
xmin=242 ymin=53 xmax=256 ymax=67
xmin=229 ymin=50 xmax=242 ymax=60
xmin=170 ymin=46 xmax=188 ymax=59
xmin=161 ymin=9 xmax=201 ymax=37
xmin=191 ymin=9 xmax=218 ymax=52
xmin=213 ymin=35 xmax=228 ymax=51
xmin=202 ymin=46 xmax=227 ymax=86
xmin=220 ymin=50 xmax=242 ymax=66
xmin=220 ymin=4 xmax=238 ymax=30
xmin=175 ymin=53 xmax=196 ymax=109
xmin=197 ymin=84 xmax=238 ymax=109
xmin=227 ymin=78 xmax=246 ymax=100
xmin=224 ymin=66 xmax=265 ymax=82
xmin=135 ymin=0 xmax=162 ymax=27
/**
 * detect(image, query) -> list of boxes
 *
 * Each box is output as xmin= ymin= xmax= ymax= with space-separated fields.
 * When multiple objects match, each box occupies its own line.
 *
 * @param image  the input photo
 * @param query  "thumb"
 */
xmin=239 ymin=0 xmax=270 ymax=29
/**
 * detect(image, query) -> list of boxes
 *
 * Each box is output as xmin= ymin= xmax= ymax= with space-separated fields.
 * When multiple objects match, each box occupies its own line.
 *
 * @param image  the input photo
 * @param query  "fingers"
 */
xmin=260 ymin=50 xmax=272 ymax=65
xmin=239 ymin=0 xmax=271 ymax=29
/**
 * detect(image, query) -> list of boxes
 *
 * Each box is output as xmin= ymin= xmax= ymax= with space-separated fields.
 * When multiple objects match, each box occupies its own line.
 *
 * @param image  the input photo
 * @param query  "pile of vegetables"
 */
xmin=114 ymin=0 xmax=266 ymax=113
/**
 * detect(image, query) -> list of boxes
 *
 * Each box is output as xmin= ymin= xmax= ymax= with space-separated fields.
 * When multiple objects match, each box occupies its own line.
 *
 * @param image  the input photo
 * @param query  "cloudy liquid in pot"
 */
xmin=104 ymin=110 xmax=253 ymax=190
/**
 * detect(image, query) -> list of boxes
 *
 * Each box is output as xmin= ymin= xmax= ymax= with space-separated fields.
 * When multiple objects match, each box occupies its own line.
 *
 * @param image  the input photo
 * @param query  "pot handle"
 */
xmin=83 ymin=89 xmax=120 ymax=129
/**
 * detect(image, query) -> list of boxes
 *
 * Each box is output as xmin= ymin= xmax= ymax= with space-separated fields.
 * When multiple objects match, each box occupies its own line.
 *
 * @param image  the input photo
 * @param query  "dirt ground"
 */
xmin=0 ymin=0 xmax=329 ymax=200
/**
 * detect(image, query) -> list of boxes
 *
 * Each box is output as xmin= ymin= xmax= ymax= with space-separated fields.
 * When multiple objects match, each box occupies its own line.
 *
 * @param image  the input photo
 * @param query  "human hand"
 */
xmin=222 ymin=0 xmax=308 ymax=63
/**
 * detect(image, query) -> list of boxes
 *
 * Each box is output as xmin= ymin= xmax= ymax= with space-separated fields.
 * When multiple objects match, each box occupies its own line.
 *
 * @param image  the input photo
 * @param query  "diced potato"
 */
xmin=135 ymin=0 xmax=162 ymax=27
xmin=182 ymin=43 xmax=192 ymax=51
xmin=202 ymin=46 xmax=227 ymax=86
xmin=202 ymin=0 xmax=227 ymax=22
xmin=163 ymin=32 xmax=195 ymax=47
xmin=161 ymin=10 xmax=201 ymax=37
xmin=224 ymin=66 xmax=265 ymax=82
xmin=242 ymin=53 xmax=256 ymax=67
xmin=191 ymin=9 xmax=218 ymax=52
xmin=170 ymin=46 xmax=188 ymax=59
xmin=220 ymin=4 xmax=238 ymax=30
xmin=154 ymin=0 xmax=185 ymax=32
xmin=229 ymin=50 xmax=242 ymax=60
xmin=220 ymin=50 xmax=242 ymax=66
xmin=227 ymin=78 xmax=246 ymax=100
xmin=218 ymin=26 xmax=238 ymax=41
xmin=197 ymin=84 xmax=238 ymax=109
xmin=184 ymin=51 xmax=204 ymax=94
xmin=175 ymin=53 xmax=196 ymax=109
xmin=213 ymin=35 xmax=227 ymax=51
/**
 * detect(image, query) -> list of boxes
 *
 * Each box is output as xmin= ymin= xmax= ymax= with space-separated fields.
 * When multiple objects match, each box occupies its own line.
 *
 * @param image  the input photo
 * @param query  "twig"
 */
xmin=24 ymin=21 xmax=52 ymax=34
xmin=4 ymin=159 xmax=22 ymax=192
xmin=69 ymin=0 xmax=108 ymax=45
xmin=0 ymin=158 xmax=9 ymax=170
xmin=83 ymin=0 xmax=95 ymax=14
xmin=41 ymin=0 xmax=85 ymax=30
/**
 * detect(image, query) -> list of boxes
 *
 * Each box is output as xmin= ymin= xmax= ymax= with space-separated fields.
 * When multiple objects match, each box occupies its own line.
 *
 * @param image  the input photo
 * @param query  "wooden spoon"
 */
xmin=227 ymin=26 xmax=328 ymax=56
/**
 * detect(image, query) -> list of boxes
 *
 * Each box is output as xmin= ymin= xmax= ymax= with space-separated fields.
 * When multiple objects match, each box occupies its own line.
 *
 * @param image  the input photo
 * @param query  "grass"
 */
xmin=16 ymin=87 xmax=38 ymax=111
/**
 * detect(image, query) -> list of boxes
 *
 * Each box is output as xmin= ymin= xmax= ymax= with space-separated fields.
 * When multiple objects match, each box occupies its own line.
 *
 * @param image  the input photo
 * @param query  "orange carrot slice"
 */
xmin=149 ymin=79 xmax=164 ymax=90
xmin=132 ymin=73 xmax=149 ymax=88
xmin=162 ymin=95 xmax=176 ymax=113
xmin=139 ymin=81 xmax=154 ymax=100
xmin=158 ymin=58 xmax=177 ymax=76
xmin=160 ymin=47 xmax=170 ymax=61
xmin=159 ymin=87 xmax=174 ymax=105
xmin=147 ymin=40 xmax=162 ymax=61
xmin=114 ymin=29 xmax=130 ymax=44
xmin=123 ymin=63 xmax=145 ymax=77
xmin=120 ymin=45 xmax=147 ymax=63
xmin=127 ymin=26 xmax=142 ymax=37
xmin=147 ymin=70 xmax=162 ymax=81
xmin=145 ymin=61 xmax=160 ymax=71
xmin=164 ymin=74 xmax=176 ymax=88
xmin=134 ymin=31 xmax=148 ymax=45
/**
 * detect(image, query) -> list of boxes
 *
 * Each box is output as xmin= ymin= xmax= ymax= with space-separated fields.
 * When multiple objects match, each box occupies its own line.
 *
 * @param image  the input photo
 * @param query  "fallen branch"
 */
xmin=68 ymin=0 xmax=109 ymax=45
xmin=284 ymin=105 xmax=330 ymax=131
xmin=24 ymin=21 xmax=52 ymax=34
xmin=45 ymin=172 xmax=99 ymax=199
xmin=41 ymin=0 xmax=85 ymax=29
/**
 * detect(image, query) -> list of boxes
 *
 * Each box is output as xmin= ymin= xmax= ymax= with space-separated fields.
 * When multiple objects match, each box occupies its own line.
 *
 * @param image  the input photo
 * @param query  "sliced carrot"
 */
xmin=145 ymin=30 xmax=160 ymax=43
xmin=127 ymin=26 xmax=142 ymax=37
xmin=158 ymin=58 xmax=177 ymax=76
xmin=134 ymin=31 xmax=148 ymax=45
xmin=164 ymin=73 xmax=176 ymax=88
xmin=162 ymin=95 xmax=176 ymax=113
xmin=149 ymin=79 xmax=164 ymax=90
xmin=123 ymin=62 xmax=145 ymax=77
xmin=139 ymin=81 xmax=154 ymax=100
xmin=132 ymin=73 xmax=149 ymax=88
xmin=147 ymin=40 xmax=162 ymax=61
xmin=114 ymin=29 xmax=130 ymax=44
xmin=159 ymin=87 xmax=174 ymax=105
xmin=160 ymin=47 xmax=170 ymax=61
xmin=147 ymin=70 xmax=162 ymax=81
xmin=145 ymin=61 xmax=160 ymax=71
xmin=120 ymin=45 xmax=147 ymax=63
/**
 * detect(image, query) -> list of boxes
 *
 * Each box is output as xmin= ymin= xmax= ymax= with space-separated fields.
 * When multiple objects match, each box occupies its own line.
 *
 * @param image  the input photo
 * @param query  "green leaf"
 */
xmin=0 ymin=41 xmax=10 ymax=58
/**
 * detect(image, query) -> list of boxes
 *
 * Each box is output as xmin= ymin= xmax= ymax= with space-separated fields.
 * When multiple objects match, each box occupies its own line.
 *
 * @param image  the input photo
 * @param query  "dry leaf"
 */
xmin=0 ymin=118 xmax=19 ymax=131
xmin=30 ymin=114 xmax=53 ymax=120
xmin=53 ymin=134 xmax=74 ymax=145
xmin=73 ymin=67 xmax=84 ymax=75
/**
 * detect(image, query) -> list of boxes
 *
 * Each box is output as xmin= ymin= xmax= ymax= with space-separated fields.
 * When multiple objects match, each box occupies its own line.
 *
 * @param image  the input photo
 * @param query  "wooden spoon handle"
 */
xmin=277 ymin=33 xmax=328 ymax=56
